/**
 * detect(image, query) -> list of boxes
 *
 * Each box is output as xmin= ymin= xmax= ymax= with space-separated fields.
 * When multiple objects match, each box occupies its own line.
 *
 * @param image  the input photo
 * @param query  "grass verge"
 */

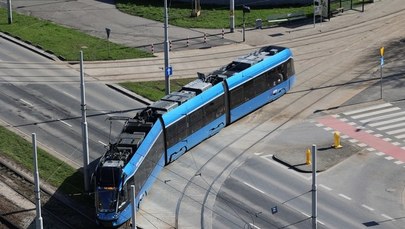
xmin=0 ymin=126 xmax=89 ymax=203
xmin=120 ymin=78 xmax=196 ymax=101
xmin=0 ymin=7 xmax=152 ymax=61
xmin=116 ymin=0 xmax=314 ymax=29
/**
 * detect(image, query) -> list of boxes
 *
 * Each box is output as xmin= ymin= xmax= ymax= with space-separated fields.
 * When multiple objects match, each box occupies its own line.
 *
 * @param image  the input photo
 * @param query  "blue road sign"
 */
xmin=166 ymin=66 xmax=173 ymax=76
xmin=380 ymin=57 xmax=384 ymax=66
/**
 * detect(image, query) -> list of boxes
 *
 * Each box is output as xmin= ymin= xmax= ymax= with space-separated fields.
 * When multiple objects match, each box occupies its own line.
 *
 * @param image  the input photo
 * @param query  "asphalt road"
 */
xmin=0 ymin=36 xmax=145 ymax=168
xmin=1 ymin=1 xmax=405 ymax=228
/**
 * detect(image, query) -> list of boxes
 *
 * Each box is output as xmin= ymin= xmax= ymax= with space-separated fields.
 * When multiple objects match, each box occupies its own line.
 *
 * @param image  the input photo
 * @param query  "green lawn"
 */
xmin=116 ymin=0 xmax=314 ymax=29
xmin=0 ymin=126 xmax=85 ymax=200
xmin=0 ymin=8 xmax=152 ymax=61
xmin=120 ymin=78 xmax=195 ymax=101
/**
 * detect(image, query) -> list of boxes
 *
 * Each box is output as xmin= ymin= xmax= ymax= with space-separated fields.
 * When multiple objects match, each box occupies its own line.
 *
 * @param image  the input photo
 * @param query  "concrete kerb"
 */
xmin=106 ymin=83 xmax=153 ymax=106
xmin=272 ymin=140 xmax=362 ymax=173
xmin=0 ymin=32 xmax=61 ymax=61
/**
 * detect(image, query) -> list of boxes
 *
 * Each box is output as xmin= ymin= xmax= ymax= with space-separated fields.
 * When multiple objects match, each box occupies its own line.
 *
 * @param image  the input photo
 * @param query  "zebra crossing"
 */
xmin=316 ymin=102 xmax=405 ymax=167
xmin=339 ymin=103 xmax=405 ymax=141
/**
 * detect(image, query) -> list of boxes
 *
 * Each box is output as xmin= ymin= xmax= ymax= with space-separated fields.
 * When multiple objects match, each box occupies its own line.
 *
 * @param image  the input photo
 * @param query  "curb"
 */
xmin=106 ymin=83 xmax=153 ymax=106
xmin=0 ymin=32 xmax=61 ymax=61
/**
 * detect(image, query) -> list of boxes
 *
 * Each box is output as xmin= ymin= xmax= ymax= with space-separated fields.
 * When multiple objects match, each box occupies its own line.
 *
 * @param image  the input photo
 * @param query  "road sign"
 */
xmin=380 ymin=57 xmax=384 ymax=67
xmin=271 ymin=206 xmax=278 ymax=214
xmin=166 ymin=66 xmax=173 ymax=77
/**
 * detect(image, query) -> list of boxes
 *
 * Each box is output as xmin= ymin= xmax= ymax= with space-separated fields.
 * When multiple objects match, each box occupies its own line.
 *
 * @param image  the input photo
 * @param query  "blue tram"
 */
xmin=93 ymin=45 xmax=296 ymax=227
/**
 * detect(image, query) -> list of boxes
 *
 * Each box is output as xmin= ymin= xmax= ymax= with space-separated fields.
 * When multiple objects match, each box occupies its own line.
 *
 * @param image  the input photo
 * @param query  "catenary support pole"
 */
xmin=230 ymin=0 xmax=235 ymax=32
xmin=80 ymin=51 xmax=90 ymax=192
xmin=312 ymin=144 xmax=317 ymax=229
xmin=7 ymin=0 xmax=12 ymax=24
xmin=32 ymin=133 xmax=43 ymax=229
xmin=164 ymin=0 xmax=170 ymax=95
xmin=131 ymin=185 xmax=136 ymax=229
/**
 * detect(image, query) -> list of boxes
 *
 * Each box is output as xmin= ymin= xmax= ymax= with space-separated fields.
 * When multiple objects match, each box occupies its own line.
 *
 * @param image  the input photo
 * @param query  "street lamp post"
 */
xmin=242 ymin=5 xmax=250 ymax=42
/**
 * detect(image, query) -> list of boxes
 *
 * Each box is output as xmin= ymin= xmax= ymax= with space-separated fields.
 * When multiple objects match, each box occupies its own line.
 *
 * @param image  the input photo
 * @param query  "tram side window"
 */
xmin=254 ymin=74 xmax=267 ymax=95
xmin=286 ymin=59 xmax=295 ymax=78
xmin=243 ymin=80 xmax=255 ymax=101
xmin=203 ymin=95 xmax=225 ymax=123
xmin=133 ymin=132 xmax=164 ymax=195
xmin=118 ymin=177 xmax=134 ymax=211
xmin=266 ymin=67 xmax=284 ymax=87
xmin=166 ymin=117 xmax=188 ymax=147
xmin=230 ymin=86 xmax=244 ymax=109
xmin=188 ymin=108 xmax=204 ymax=134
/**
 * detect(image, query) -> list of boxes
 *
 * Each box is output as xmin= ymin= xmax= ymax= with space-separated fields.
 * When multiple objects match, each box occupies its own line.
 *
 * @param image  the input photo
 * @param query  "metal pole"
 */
xmin=164 ymin=0 xmax=170 ymax=95
xmin=380 ymin=62 xmax=383 ymax=99
xmin=80 ymin=51 xmax=90 ymax=192
xmin=313 ymin=0 xmax=316 ymax=28
xmin=7 ymin=0 xmax=12 ymax=24
xmin=131 ymin=185 xmax=136 ymax=229
xmin=242 ymin=12 xmax=245 ymax=42
xmin=32 ymin=133 xmax=43 ymax=229
xmin=230 ymin=0 xmax=235 ymax=32
xmin=311 ymin=144 xmax=317 ymax=229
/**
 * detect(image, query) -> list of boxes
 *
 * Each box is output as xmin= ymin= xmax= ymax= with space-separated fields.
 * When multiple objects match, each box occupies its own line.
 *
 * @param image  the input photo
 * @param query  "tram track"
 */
xmin=0 ymin=158 xmax=97 ymax=229
xmin=174 ymin=6 xmax=405 ymax=229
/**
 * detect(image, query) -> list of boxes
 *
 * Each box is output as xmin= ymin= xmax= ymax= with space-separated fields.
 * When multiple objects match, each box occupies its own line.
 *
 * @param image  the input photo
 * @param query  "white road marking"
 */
xmin=361 ymin=204 xmax=374 ymax=211
xmin=365 ymin=129 xmax=374 ymax=133
xmin=261 ymin=155 xmax=311 ymax=181
xmin=339 ymin=118 xmax=348 ymax=122
xmin=371 ymin=117 xmax=405 ymax=128
xmin=59 ymin=119 xmax=72 ymax=127
xmin=378 ymin=121 xmax=405 ymax=130
xmin=375 ymin=152 xmax=385 ymax=156
xmin=324 ymin=127 xmax=332 ymax=131
xmin=349 ymin=139 xmax=359 ymax=143
xmin=394 ymin=161 xmax=404 ymax=165
xmin=366 ymin=148 xmax=375 ymax=152
xmin=62 ymin=91 xmax=76 ymax=99
xmin=381 ymin=214 xmax=394 ymax=221
xmin=98 ymin=141 xmax=107 ymax=146
xmin=357 ymin=143 xmax=367 ymax=147
xmin=351 ymin=107 xmax=400 ymax=119
xmin=343 ymin=103 xmax=392 ymax=115
xmin=243 ymin=182 xmax=265 ymax=194
xmin=385 ymin=156 xmax=394 ymax=161
xmin=315 ymin=123 xmax=324 ymax=127
xmin=373 ymin=134 xmax=383 ymax=137
xmin=338 ymin=194 xmax=352 ymax=200
xmin=319 ymin=184 xmax=332 ymax=191
xmin=249 ymin=223 xmax=261 ymax=229
xmin=361 ymin=111 xmax=405 ymax=123
xmin=395 ymin=133 xmax=405 ymax=139
xmin=387 ymin=128 xmax=405 ymax=135
xmin=20 ymin=99 xmax=33 ymax=106
xmin=382 ymin=138 xmax=392 ymax=141
xmin=254 ymin=152 xmax=263 ymax=156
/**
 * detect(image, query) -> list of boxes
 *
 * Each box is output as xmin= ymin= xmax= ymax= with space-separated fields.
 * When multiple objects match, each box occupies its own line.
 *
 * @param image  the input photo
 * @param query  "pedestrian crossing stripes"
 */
xmin=317 ymin=102 xmax=405 ymax=168
xmin=341 ymin=102 xmax=405 ymax=141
